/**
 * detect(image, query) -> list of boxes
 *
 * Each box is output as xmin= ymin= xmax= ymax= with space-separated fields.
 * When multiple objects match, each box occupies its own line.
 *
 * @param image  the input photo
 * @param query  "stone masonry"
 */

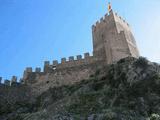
xmin=92 ymin=10 xmax=139 ymax=64
xmin=0 ymin=10 xmax=139 ymax=95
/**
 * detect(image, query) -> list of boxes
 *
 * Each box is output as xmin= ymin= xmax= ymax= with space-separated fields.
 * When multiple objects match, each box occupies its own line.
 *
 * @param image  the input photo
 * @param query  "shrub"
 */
xmin=134 ymin=57 xmax=148 ymax=69
xmin=150 ymin=114 xmax=160 ymax=120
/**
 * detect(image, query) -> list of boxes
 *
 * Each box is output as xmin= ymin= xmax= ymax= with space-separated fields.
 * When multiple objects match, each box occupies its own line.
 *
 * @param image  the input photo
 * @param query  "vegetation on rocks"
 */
xmin=0 ymin=57 xmax=160 ymax=120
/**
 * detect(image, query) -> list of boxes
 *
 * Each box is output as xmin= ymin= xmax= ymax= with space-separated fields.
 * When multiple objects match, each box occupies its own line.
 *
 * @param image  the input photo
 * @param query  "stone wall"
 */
xmin=92 ymin=10 xmax=139 ymax=64
xmin=44 ymin=53 xmax=104 ymax=71
xmin=20 ymin=51 xmax=105 ymax=96
xmin=26 ymin=60 xmax=105 ymax=96
xmin=113 ymin=12 xmax=140 ymax=58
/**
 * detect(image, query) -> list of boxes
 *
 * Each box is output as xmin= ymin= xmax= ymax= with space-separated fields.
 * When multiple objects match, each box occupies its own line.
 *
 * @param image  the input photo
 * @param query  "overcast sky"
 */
xmin=0 ymin=0 xmax=159 ymax=80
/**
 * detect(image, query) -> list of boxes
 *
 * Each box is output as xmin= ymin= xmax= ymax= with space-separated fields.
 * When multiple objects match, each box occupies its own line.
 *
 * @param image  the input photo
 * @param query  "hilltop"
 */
xmin=0 ymin=57 xmax=160 ymax=120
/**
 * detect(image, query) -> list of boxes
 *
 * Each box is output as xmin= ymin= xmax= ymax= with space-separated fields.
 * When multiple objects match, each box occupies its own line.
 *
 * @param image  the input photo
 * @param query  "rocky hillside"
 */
xmin=0 ymin=57 xmax=160 ymax=120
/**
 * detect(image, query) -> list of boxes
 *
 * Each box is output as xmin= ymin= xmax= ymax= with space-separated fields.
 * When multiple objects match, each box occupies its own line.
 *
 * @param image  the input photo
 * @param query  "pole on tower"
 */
xmin=108 ymin=1 xmax=112 ymax=13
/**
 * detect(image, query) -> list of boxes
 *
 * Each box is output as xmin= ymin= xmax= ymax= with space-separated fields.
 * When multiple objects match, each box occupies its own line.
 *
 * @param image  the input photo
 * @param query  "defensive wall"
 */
xmin=18 ymin=52 xmax=105 ymax=96
xmin=0 ymin=52 xmax=104 ymax=85
xmin=0 ymin=10 xmax=140 ymax=93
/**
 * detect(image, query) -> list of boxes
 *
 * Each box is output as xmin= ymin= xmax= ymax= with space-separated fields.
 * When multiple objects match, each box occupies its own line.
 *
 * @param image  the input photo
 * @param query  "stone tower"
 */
xmin=92 ymin=10 xmax=139 ymax=64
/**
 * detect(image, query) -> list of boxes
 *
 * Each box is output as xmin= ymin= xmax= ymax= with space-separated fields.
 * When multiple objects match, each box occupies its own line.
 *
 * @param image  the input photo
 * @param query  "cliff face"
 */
xmin=0 ymin=57 xmax=160 ymax=120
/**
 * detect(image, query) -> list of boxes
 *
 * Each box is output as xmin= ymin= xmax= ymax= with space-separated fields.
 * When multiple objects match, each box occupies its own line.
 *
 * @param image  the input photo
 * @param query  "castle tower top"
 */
xmin=92 ymin=6 xmax=140 ymax=64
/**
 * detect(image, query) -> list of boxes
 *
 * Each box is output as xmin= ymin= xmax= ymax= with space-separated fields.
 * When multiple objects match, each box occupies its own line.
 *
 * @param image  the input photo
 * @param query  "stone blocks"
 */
xmin=53 ymin=60 xmax=58 ymax=66
xmin=84 ymin=53 xmax=90 ymax=58
xmin=77 ymin=55 xmax=82 ymax=60
xmin=4 ymin=80 xmax=10 ymax=86
xmin=69 ymin=56 xmax=74 ymax=61
xmin=44 ymin=61 xmax=50 ymax=66
xmin=61 ymin=58 xmax=66 ymax=63
xmin=11 ymin=76 xmax=17 ymax=83
xmin=26 ymin=67 xmax=32 ymax=73
xmin=35 ymin=67 xmax=41 ymax=72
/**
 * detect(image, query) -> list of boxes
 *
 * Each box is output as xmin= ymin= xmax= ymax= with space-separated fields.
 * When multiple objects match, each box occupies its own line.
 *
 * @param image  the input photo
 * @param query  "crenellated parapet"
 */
xmin=19 ymin=78 xmax=25 ymax=84
xmin=44 ymin=61 xmax=50 ymax=66
xmin=61 ymin=58 xmax=66 ymax=63
xmin=18 ymin=51 xmax=103 ymax=85
xmin=55 ymin=53 xmax=92 ymax=65
xmin=92 ymin=11 xmax=111 ymax=32
xmin=92 ymin=10 xmax=130 ymax=33
xmin=53 ymin=60 xmax=58 ymax=66
xmin=21 ymin=66 xmax=44 ymax=84
xmin=4 ymin=79 xmax=10 ymax=86
xmin=42 ymin=52 xmax=104 ymax=71
xmin=43 ymin=61 xmax=50 ymax=72
xmin=1 ymin=51 xmax=97 ymax=87
xmin=69 ymin=56 xmax=74 ymax=61
xmin=24 ymin=67 xmax=42 ymax=74
xmin=43 ymin=53 xmax=93 ymax=70
xmin=77 ymin=55 xmax=82 ymax=60
xmin=10 ymin=76 xmax=19 ymax=86
xmin=11 ymin=76 xmax=17 ymax=82
xmin=26 ymin=67 xmax=33 ymax=73
xmin=35 ymin=67 xmax=41 ymax=73
xmin=11 ymin=76 xmax=17 ymax=83
xmin=0 ymin=76 xmax=21 ymax=86
xmin=23 ymin=67 xmax=32 ymax=80
xmin=114 ymin=12 xmax=130 ymax=27
xmin=84 ymin=53 xmax=90 ymax=58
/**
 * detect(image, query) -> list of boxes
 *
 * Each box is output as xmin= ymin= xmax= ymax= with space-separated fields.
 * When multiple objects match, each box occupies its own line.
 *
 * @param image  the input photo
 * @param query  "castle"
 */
xmin=0 ymin=8 xmax=139 ymax=93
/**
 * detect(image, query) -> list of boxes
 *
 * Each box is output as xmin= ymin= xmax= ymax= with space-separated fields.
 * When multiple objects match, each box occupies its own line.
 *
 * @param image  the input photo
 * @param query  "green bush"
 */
xmin=134 ymin=57 xmax=148 ymax=68
xmin=150 ymin=114 xmax=160 ymax=120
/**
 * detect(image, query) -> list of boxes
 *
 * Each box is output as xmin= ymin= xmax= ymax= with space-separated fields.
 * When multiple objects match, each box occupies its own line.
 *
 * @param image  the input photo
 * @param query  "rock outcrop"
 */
xmin=0 ymin=57 xmax=160 ymax=120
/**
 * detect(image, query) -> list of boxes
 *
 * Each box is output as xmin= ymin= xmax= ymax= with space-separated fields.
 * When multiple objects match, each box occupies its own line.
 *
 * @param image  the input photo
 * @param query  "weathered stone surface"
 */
xmin=92 ymin=10 xmax=139 ymax=64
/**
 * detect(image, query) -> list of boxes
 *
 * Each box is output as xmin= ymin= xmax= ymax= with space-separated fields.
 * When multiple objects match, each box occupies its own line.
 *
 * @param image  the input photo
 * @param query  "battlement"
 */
xmin=53 ymin=60 xmax=58 ymax=65
xmin=61 ymin=58 xmax=67 ymax=63
xmin=44 ymin=61 xmax=50 ymax=66
xmin=35 ymin=67 xmax=41 ymax=72
xmin=19 ymin=78 xmax=25 ymax=84
xmin=23 ymin=67 xmax=42 ymax=74
xmin=0 ymin=75 xmax=23 ymax=86
xmin=26 ymin=67 xmax=33 ymax=73
xmin=92 ymin=10 xmax=130 ymax=32
xmin=77 ymin=55 xmax=82 ymax=60
xmin=114 ymin=12 xmax=130 ymax=27
xmin=84 ymin=53 xmax=90 ymax=58
xmin=0 ymin=74 xmax=22 ymax=86
xmin=92 ymin=11 xmax=110 ymax=31
xmin=11 ymin=76 xmax=17 ymax=83
xmin=19 ymin=52 xmax=103 ymax=84
xmin=4 ymin=79 xmax=10 ymax=86
xmin=52 ymin=52 xmax=92 ymax=66
xmin=42 ymin=52 xmax=105 ymax=72
xmin=10 ymin=76 xmax=18 ymax=86
xmin=69 ymin=56 xmax=74 ymax=61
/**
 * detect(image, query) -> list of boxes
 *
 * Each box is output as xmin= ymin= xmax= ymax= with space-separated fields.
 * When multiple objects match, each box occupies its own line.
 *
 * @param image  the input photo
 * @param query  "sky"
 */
xmin=0 ymin=0 xmax=160 ymax=81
